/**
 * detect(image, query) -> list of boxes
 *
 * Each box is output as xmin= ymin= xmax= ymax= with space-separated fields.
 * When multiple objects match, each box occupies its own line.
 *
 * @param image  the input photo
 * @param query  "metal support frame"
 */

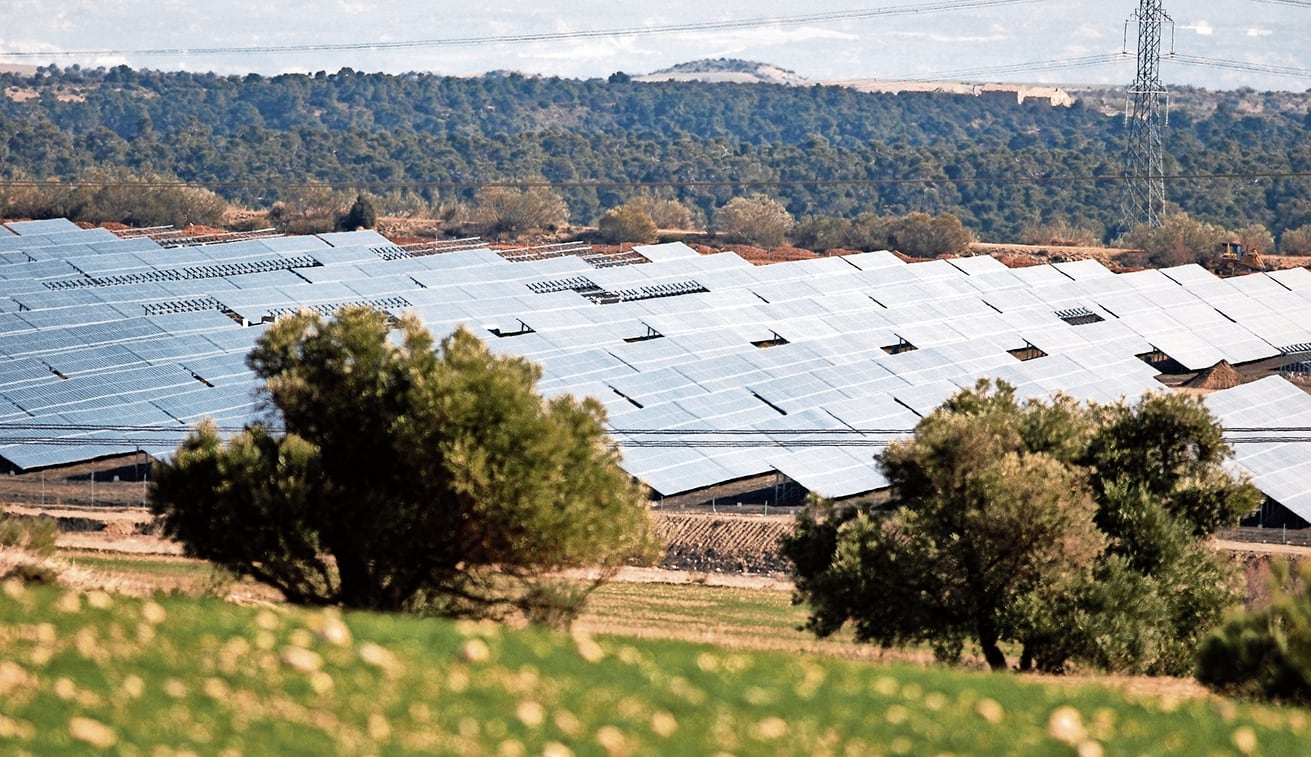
xmin=1120 ymin=0 xmax=1173 ymax=232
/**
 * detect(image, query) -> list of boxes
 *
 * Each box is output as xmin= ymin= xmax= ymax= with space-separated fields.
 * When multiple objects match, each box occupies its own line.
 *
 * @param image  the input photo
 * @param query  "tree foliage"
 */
xmin=3 ymin=66 xmax=1311 ymax=242
xmin=150 ymin=307 xmax=655 ymax=623
xmin=470 ymin=186 xmax=568 ymax=240
xmin=782 ymin=381 xmax=1261 ymax=674
xmin=1280 ymin=223 xmax=1311 ymax=255
xmin=1119 ymin=211 xmax=1231 ymax=267
xmin=1197 ymin=559 xmax=1311 ymax=704
xmin=1021 ymin=220 xmax=1101 ymax=247
xmin=632 ymin=195 xmax=700 ymax=231
xmin=339 ymin=193 xmax=378 ymax=231
xmin=791 ymin=212 xmax=974 ymax=256
xmin=715 ymin=194 xmax=794 ymax=247
xmin=880 ymin=212 xmax=976 ymax=258
xmin=268 ymin=181 xmax=352 ymax=235
xmin=0 ymin=167 xmax=227 ymax=228
xmin=597 ymin=201 xmax=658 ymax=244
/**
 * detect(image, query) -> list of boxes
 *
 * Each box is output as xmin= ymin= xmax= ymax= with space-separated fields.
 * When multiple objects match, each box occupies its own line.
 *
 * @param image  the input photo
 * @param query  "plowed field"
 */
xmin=655 ymin=512 xmax=794 ymax=574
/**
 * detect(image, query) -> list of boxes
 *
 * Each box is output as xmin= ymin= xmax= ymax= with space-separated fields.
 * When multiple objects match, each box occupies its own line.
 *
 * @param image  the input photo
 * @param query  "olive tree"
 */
xmin=1119 ymin=211 xmax=1230 ymax=267
xmin=782 ymin=381 xmax=1260 ymax=674
xmin=597 ymin=201 xmax=658 ymax=244
xmin=715 ymin=194 xmax=794 ymax=247
xmin=150 ymin=307 xmax=655 ymax=624
xmin=1280 ymin=223 xmax=1311 ymax=255
xmin=471 ymin=186 xmax=568 ymax=240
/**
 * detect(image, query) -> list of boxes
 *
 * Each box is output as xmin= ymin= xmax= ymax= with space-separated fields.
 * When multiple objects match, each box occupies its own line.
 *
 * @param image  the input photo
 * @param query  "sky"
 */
xmin=2 ymin=0 xmax=1309 ymax=91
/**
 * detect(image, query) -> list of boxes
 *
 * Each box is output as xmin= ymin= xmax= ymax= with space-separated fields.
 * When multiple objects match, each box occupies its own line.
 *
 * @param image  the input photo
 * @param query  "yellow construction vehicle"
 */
xmin=1216 ymin=241 xmax=1266 ymax=275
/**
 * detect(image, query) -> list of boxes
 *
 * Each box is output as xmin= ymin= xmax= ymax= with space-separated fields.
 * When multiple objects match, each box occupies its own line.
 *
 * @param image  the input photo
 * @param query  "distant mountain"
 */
xmin=637 ymin=59 xmax=809 ymax=87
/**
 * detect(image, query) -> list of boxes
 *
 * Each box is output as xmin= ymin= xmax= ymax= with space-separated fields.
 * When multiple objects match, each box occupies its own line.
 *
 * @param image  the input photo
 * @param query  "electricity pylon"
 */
xmin=1120 ymin=0 xmax=1172 ymax=232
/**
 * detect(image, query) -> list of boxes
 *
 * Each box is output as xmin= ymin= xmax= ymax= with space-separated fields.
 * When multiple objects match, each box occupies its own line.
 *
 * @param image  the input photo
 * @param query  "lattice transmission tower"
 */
xmin=1120 ymin=0 xmax=1173 ymax=232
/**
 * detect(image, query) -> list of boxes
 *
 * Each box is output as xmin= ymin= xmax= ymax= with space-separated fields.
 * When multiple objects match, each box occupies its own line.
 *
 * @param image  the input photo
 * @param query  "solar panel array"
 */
xmin=1206 ymin=376 xmax=1311 ymax=523
xmin=3 ymin=219 xmax=1311 ymax=512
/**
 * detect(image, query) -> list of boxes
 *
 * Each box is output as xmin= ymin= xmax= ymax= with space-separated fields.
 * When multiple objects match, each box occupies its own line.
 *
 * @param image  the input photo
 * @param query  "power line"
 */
xmin=1170 ymin=53 xmax=1311 ymax=81
xmin=5 ymin=170 xmax=1311 ymax=194
xmin=903 ymin=53 xmax=1130 ymax=82
xmin=0 ymin=0 xmax=1040 ymax=60
xmin=905 ymin=51 xmax=1311 ymax=85
xmin=5 ymin=422 xmax=1311 ymax=449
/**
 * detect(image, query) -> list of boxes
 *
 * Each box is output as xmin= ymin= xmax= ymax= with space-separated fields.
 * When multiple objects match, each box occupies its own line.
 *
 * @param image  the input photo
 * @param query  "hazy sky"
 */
xmin=2 ymin=1 xmax=1309 ymax=91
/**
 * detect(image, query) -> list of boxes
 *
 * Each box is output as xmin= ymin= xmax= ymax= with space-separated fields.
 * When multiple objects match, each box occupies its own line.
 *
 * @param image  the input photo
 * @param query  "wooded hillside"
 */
xmin=2 ymin=66 xmax=1309 ymax=242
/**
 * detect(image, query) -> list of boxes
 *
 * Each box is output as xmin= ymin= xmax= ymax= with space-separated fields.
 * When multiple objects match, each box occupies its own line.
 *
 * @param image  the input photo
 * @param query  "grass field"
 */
xmin=2 ymin=574 xmax=1309 ymax=755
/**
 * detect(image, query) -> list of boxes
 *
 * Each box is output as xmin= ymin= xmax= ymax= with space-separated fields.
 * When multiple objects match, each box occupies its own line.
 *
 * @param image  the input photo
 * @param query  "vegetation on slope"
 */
xmin=2 ymin=580 xmax=1308 ymax=755
xmin=2 ymin=66 xmax=1310 ymax=243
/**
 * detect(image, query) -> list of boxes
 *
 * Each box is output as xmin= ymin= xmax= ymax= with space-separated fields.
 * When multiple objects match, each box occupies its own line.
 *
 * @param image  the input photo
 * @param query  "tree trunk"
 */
xmin=978 ymin=620 xmax=1008 ymax=671
xmin=1019 ymin=645 xmax=1034 ymax=672
xmin=335 ymin=551 xmax=384 ymax=610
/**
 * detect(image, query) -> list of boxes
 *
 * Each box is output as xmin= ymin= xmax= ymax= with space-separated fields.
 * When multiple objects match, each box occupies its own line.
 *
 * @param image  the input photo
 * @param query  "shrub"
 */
xmin=1119 ymin=212 xmax=1230 ymax=267
xmin=843 ymin=211 xmax=974 ymax=257
xmin=715 ymin=194 xmax=794 ymax=247
xmin=1021 ymin=221 xmax=1102 ymax=247
xmin=1197 ymin=559 xmax=1311 ymax=703
xmin=471 ymin=186 xmax=568 ymax=240
xmin=0 ymin=511 xmax=59 ymax=585
xmin=1279 ymin=224 xmax=1311 ymax=255
xmin=888 ymin=212 xmax=975 ymax=258
xmin=0 ymin=511 xmax=57 ymax=555
xmin=597 ymin=202 xmax=658 ymax=244
xmin=792 ymin=216 xmax=853 ymax=252
xmin=338 ymin=193 xmax=378 ymax=231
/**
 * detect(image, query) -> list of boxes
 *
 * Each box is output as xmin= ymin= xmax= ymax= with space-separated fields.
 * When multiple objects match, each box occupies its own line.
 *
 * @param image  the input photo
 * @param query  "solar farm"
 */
xmin=2 ymin=218 xmax=1311 ymax=523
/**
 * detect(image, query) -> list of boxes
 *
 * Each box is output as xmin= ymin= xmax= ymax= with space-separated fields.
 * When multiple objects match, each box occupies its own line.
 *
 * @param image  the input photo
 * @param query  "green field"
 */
xmin=1 ymin=577 xmax=1306 ymax=755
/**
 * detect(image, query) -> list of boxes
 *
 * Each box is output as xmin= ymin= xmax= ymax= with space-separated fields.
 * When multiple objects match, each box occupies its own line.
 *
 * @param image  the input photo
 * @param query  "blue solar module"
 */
xmin=3 ymin=218 xmax=83 ymax=236
xmin=0 ymin=220 xmax=1306 ymax=513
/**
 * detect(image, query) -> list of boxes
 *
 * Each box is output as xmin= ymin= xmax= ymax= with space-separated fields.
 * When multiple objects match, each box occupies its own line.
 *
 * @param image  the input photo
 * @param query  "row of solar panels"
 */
xmin=1 ymin=218 xmax=1310 ymax=519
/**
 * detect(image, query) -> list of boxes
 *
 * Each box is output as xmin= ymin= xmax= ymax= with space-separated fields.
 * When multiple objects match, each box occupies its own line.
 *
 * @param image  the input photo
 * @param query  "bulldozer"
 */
xmin=1215 ymin=240 xmax=1266 ymax=275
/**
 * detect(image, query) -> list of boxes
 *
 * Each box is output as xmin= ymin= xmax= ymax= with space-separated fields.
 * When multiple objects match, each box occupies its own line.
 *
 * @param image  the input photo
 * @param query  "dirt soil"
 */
xmin=654 ymin=511 xmax=795 ymax=574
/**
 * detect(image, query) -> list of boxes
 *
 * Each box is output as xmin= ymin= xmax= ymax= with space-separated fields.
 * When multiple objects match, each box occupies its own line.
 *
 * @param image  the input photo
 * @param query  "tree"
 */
xmin=1064 ymin=392 xmax=1262 ymax=674
xmin=782 ymin=381 xmax=1260 ymax=674
xmin=627 ymin=194 xmax=699 ymax=231
xmin=150 ymin=307 xmax=655 ymax=623
xmin=841 ymin=212 xmax=974 ymax=257
xmin=714 ymin=194 xmax=794 ymax=247
xmin=1197 ymin=559 xmax=1311 ymax=704
xmin=338 ymin=192 xmax=378 ymax=231
xmin=1119 ymin=211 xmax=1230 ymax=267
xmin=1231 ymin=223 xmax=1274 ymax=255
xmin=597 ymin=202 xmax=658 ymax=244
xmin=792 ymin=216 xmax=853 ymax=252
xmin=785 ymin=383 xmax=1103 ymax=671
xmin=269 ymin=182 xmax=350 ymax=235
xmin=885 ymin=212 xmax=975 ymax=258
xmin=1280 ymin=223 xmax=1311 ymax=255
xmin=471 ymin=186 xmax=568 ymax=241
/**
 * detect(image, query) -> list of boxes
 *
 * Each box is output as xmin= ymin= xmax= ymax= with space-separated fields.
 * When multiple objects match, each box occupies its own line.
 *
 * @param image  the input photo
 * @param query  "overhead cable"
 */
xmin=0 ymin=0 xmax=1040 ymax=59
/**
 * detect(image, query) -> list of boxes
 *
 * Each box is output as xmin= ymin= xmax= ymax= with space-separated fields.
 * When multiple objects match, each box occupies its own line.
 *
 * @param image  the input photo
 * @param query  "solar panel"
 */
xmin=3 ymin=218 xmax=83 ymax=236
xmin=0 ymin=220 xmax=1308 ymax=514
xmin=1205 ymin=377 xmax=1311 ymax=521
